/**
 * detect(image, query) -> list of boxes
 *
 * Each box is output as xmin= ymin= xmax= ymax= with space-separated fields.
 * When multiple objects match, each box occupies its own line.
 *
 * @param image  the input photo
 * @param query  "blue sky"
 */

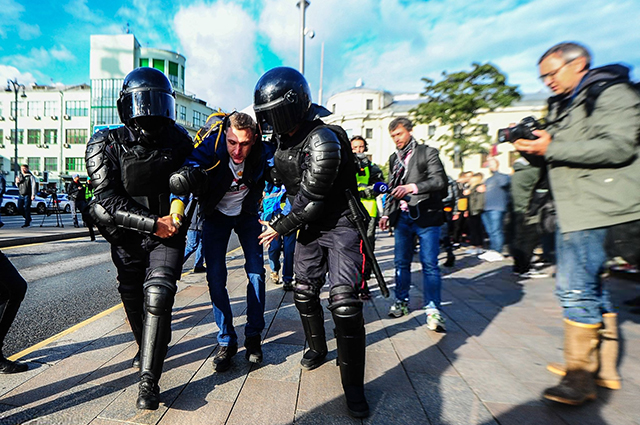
xmin=1 ymin=0 xmax=640 ymax=111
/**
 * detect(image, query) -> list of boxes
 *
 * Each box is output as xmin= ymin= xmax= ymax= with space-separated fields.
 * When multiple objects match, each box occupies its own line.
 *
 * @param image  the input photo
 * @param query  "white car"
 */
xmin=52 ymin=193 xmax=72 ymax=213
xmin=1 ymin=187 xmax=48 ymax=215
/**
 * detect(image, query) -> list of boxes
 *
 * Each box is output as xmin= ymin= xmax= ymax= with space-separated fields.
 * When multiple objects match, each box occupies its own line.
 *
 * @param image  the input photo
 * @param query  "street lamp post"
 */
xmin=5 ymin=79 xmax=26 ymax=180
xmin=297 ymin=0 xmax=310 ymax=74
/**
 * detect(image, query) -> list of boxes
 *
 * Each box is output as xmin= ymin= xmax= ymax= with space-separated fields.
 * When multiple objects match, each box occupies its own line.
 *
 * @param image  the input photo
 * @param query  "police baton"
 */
xmin=345 ymin=189 xmax=389 ymax=298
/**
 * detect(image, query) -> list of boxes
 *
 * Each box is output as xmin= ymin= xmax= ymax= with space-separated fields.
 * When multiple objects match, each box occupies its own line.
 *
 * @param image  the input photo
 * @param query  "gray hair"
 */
xmin=538 ymin=42 xmax=591 ymax=70
xmin=389 ymin=117 xmax=413 ymax=132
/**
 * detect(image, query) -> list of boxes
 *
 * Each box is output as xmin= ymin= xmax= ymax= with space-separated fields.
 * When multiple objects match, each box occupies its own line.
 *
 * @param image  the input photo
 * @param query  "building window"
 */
xmin=331 ymin=104 xmax=336 ymax=114
xmin=44 ymin=129 xmax=58 ymax=144
xmin=66 ymin=129 xmax=88 ymax=144
xmin=65 ymin=100 xmax=89 ymax=117
xmin=140 ymin=58 xmax=149 ymax=67
xmin=0 ymin=129 xmax=3 ymax=145
xmin=365 ymin=99 xmax=373 ymax=110
xmin=479 ymin=124 xmax=489 ymax=135
xmin=193 ymin=111 xmax=203 ymax=128
xmin=44 ymin=100 xmax=59 ymax=117
xmin=65 ymin=157 xmax=86 ymax=172
xmin=27 ymin=157 xmax=40 ymax=172
xmin=169 ymin=61 xmax=179 ymax=77
xmin=27 ymin=101 xmax=43 ymax=117
xmin=153 ymin=59 xmax=165 ymax=73
xmin=453 ymin=124 xmax=462 ymax=137
xmin=11 ymin=129 xmax=24 ymax=144
xmin=10 ymin=101 xmax=26 ymax=117
xmin=365 ymin=128 xmax=373 ymax=139
xmin=91 ymin=78 xmax=124 ymax=128
xmin=179 ymin=105 xmax=187 ymax=121
xmin=27 ymin=130 xmax=41 ymax=145
xmin=428 ymin=125 xmax=436 ymax=137
xmin=44 ymin=157 xmax=58 ymax=172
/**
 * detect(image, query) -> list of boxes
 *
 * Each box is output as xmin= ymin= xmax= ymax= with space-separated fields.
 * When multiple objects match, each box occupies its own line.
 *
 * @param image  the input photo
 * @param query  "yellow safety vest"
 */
xmin=356 ymin=164 xmax=378 ymax=217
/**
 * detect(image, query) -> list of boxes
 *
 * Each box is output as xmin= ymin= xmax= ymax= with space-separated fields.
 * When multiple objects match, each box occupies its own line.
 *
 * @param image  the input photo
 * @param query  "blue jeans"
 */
xmin=394 ymin=212 xmax=442 ymax=310
xmin=203 ymin=211 xmax=265 ymax=346
xmin=555 ymin=227 xmax=612 ymax=324
xmin=184 ymin=229 xmax=205 ymax=268
xmin=268 ymin=233 xmax=296 ymax=283
xmin=18 ymin=196 xmax=32 ymax=225
xmin=481 ymin=210 xmax=505 ymax=252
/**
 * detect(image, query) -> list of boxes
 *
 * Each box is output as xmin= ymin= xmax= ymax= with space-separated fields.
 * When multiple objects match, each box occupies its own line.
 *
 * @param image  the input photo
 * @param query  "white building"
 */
xmin=0 ymin=34 xmax=214 ymax=187
xmin=324 ymin=86 xmax=548 ymax=176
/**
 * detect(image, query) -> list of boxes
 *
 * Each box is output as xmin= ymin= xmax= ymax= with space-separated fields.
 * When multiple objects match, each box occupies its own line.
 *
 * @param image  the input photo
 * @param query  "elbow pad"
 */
xmin=89 ymin=202 xmax=115 ymax=226
xmin=270 ymin=200 xmax=324 ymax=236
xmin=169 ymin=166 xmax=207 ymax=196
xmin=114 ymin=210 xmax=156 ymax=234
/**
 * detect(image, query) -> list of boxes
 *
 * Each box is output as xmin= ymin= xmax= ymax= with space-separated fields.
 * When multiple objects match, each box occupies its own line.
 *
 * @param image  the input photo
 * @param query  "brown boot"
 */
xmin=597 ymin=313 xmax=621 ymax=389
xmin=543 ymin=319 xmax=600 ymax=405
xmin=546 ymin=313 xmax=621 ymax=390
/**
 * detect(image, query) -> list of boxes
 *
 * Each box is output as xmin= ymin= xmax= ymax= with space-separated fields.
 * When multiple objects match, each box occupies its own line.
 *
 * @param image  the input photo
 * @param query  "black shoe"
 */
xmin=300 ymin=349 xmax=327 ymax=370
xmin=344 ymin=386 xmax=369 ymax=418
xmin=213 ymin=344 xmax=237 ymax=372
xmin=193 ymin=266 xmax=206 ymax=273
xmin=443 ymin=252 xmax=455 ymax=267
xmin=282 ymin=280 xmax=294 ymax=291
xmin=623 ymin=296 xmax=640 ymax=307
xmin=132 ymin=350 xmax=141 ymax=369
xmin=0 ymin=357 xmax=28 ymax=374
xmin=21 ymin=223 xmax=30 ymax=228
xmin=244 ymin=335 xmax=263 ymax=364
xmin=0 ymin=222 xmax=4 ymax=228
xmin=136 ymin=378 xmax=160 ymax=410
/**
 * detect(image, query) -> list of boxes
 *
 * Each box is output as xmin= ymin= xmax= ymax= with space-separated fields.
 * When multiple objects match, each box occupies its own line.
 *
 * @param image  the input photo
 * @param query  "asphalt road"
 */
xmin=2 ymin=230 xmax=241 ymax=358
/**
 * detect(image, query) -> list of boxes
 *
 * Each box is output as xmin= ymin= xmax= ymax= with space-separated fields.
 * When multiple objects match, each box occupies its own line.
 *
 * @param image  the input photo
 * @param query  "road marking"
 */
xmin=7 ymin=303 xmax=124 ymax=361
xmin=8 ymin=244 xmax=243 ymax=361
xmin=1 ymin=236 xmax=90 ymax=250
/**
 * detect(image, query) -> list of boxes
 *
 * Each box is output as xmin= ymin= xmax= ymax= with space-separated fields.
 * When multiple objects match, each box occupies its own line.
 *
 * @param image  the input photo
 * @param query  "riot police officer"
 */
xmin=254 ymin=67 xmax=369 ymax=418
xmin=85 ymin=67 xmax=193 ymax=410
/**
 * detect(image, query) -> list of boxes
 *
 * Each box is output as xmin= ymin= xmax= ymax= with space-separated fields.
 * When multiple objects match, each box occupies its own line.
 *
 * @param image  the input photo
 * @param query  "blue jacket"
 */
xmin=182 ymin=121 xmax=274 ymax=217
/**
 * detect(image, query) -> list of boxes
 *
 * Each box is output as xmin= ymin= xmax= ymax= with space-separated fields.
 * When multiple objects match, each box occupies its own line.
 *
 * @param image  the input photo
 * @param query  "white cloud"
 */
xmin=174 ymin=1 xmax=259 ymax=110
xmin=0 ymin=65 xmax=37 ymax=86
xmin=0 ymin=0 xmax=40 ymax=40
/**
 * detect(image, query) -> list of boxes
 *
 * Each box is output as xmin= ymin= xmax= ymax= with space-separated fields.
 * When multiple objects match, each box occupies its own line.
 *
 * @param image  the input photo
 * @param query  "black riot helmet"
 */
xmin=253 ymin=67 xmax=312 ymax=135
xmin=117 ymin=67 xmax=176 ymax=132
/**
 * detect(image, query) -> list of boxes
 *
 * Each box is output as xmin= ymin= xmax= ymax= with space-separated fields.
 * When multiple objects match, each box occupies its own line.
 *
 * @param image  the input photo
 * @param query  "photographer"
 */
xmin=513 ymin=42 xmax=640 ymax=405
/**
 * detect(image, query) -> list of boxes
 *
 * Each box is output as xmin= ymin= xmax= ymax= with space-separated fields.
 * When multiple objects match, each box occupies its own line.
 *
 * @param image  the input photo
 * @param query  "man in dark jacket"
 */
xmin=379 ymin=117 xmax=447 ymax=332
xmin=515 ymin=42 xmax=640 ymax=405
xmin=169 ymin=112 xmax=272 ymax=372
xmin=15 ymin=164 xmax=37 ymax=228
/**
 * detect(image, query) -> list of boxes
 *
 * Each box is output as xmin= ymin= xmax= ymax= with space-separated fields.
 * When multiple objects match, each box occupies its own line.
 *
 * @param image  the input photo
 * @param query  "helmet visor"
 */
xmin=254 ymin=102 xmax=301 ymax=135
xmin=119 ymin=90 xmax=176 ymax=123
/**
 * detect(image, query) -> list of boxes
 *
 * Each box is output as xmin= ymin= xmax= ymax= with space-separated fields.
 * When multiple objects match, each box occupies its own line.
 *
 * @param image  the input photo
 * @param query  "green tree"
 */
xmin=411 ymin=62 xmax=521 ymax=170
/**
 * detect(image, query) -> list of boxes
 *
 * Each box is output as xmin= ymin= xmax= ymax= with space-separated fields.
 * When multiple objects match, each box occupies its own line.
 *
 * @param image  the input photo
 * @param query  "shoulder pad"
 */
xmin=308 ymin=126 xmax=340 ymax=150
xmin=85 ymin=129 xmax=113 ymax=195
xmin=87 ymin=128 xmax=110 ymax=146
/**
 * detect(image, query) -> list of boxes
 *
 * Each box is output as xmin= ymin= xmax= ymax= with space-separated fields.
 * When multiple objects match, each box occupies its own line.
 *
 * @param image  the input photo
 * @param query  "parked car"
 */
xmin=1 ymin=188 xmax=48 ymax=215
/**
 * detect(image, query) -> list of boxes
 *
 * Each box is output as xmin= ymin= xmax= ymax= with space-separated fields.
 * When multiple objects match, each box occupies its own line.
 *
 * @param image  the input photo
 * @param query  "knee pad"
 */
xmin=144 ymin=285 xmax=174 ymax=316
xmin=328 ymin=284 xmax=360 ymax=312
xmin=294 ymin=281 xmax=321 ymax=314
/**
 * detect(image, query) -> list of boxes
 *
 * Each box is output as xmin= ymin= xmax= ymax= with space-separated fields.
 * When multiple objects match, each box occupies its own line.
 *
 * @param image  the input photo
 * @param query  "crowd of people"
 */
xmin=1 ymin=41 xmax=638 ymax=418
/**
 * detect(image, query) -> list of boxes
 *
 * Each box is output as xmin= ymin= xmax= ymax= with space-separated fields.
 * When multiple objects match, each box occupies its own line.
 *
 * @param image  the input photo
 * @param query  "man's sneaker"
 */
xmin=244 ymin=335 xmax=263 ymax=364
xmin=270 ymin=271 xmax=280 ymax=283
xmin=213 ymin=344 xmax=237 ymax=372
xmin=426 ymin=310 xmax=446 ymax=332
xmin=519 ymin=270 xmax=550 ymax=279
xmin=478 ymin=250 xmax=504 ymax=262
xmin=388 ymin=300 xmax=409 ymax=318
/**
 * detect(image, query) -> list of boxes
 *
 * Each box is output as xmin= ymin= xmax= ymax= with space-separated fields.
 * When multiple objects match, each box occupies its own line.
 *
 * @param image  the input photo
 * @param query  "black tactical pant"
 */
xmin=0 ymin=251 xmax=27 ymax=355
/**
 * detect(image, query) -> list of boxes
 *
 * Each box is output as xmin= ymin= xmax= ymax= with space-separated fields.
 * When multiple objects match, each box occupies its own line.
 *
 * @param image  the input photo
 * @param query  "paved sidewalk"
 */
xmin=1 ymin=232 xmax=640 ymax=425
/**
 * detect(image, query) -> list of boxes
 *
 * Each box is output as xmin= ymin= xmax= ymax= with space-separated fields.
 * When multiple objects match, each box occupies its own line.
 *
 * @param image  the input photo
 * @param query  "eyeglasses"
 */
xmin=539 ymin=58 xmax=576 ymax=82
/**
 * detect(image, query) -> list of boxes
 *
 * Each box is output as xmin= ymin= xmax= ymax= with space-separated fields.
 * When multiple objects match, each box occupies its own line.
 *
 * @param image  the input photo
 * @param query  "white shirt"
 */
xmin=215 ymin=159 xmax=249 ymax=216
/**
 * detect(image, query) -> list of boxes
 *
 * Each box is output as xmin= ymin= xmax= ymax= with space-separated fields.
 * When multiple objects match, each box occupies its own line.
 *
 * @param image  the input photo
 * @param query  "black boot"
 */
xmin=0 ymin=356 xmax=28 ymax=374
xmin=137 ymin=284 xmax=174 ymax=410
xmin=136 ymin=377 xmax=160 ymax=410
xmin=294 ymin=291 xmax=328 ymax=370
xmin=121 ymin=292 xmax=144 ymax=369
xmin=244 ymin=335 xmax=263 ymax=364
xmin=331 ymin=302 xmax=369 ymax=418
xmin=443 ymin=249 xmax=455 ymax=267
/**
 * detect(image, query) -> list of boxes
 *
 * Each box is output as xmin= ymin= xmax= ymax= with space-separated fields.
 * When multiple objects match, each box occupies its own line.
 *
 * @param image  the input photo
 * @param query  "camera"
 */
xmin=497 ymin=116 xmax=545 ymax=143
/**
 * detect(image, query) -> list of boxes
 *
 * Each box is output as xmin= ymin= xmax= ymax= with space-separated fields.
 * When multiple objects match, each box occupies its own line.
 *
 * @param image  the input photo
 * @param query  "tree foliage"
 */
xmin=411 ymin=62 xmax=521 ymax=169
